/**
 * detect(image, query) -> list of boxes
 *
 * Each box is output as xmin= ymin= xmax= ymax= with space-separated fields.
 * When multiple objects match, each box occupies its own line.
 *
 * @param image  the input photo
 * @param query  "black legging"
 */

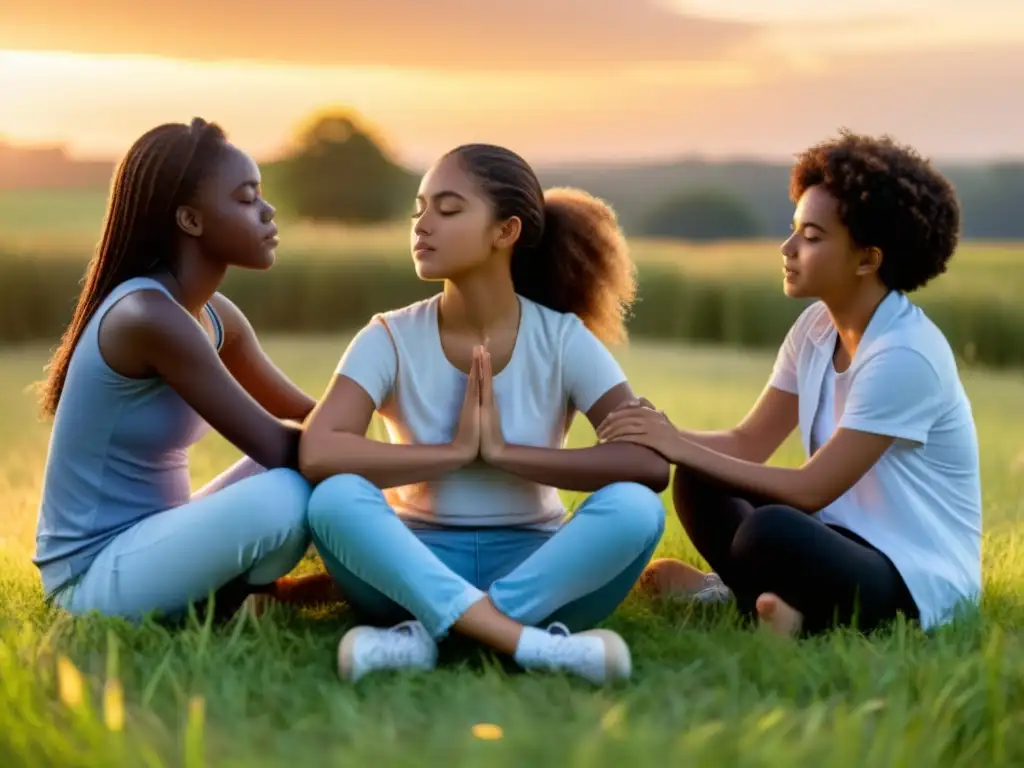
xmin=673 ymin=468 xmax=919 ymax=635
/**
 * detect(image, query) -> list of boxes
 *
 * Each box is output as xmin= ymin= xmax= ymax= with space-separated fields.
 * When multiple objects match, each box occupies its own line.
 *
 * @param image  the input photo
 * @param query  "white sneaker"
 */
xmin=337 ymin=620 xmax=438 ymax=682
xmin=693 ymin=572 xmax=732 ymax=603
xmin=514 ymin=622 xmax=631 ymax=685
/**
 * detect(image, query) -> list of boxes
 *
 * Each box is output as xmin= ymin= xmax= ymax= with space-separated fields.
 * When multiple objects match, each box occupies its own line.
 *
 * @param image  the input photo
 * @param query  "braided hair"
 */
xmin=39 ymin=118 xmax=228 ymax=415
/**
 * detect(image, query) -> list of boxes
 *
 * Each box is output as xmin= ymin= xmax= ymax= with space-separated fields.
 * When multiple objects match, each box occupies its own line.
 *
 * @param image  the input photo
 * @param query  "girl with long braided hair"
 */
xmin=34 ymin=118 xmax=331 ymax=622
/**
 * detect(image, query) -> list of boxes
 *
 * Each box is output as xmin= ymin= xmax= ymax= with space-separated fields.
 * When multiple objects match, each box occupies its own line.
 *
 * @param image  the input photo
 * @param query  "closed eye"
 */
xmin=410 ymin=207 xmax=461 ymax=218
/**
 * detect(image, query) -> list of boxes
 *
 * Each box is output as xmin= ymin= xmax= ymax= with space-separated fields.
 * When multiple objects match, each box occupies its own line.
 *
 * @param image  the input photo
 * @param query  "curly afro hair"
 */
xmin=789 ymin=130 xmax=961 ymax=293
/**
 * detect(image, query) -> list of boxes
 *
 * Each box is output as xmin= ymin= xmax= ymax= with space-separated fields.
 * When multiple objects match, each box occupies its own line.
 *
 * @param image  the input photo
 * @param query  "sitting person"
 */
xmin=600 ymin=130 xmax=981 ymax=637
xmin=300 ymin=143 xmax=670 ymax=684
xmin=34 ymin=118 xmax=332 ymax=623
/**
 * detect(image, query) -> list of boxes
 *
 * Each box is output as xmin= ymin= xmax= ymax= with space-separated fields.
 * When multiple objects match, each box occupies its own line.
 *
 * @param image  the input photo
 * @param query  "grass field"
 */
xmin=2 ymin=336 xmax=1023 ymax=766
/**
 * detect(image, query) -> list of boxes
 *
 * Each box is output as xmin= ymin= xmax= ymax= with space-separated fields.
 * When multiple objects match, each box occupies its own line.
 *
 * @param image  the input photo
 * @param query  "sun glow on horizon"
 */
xmin=0 ymin=48 xmax=771 ymax=165
xmin=0 ymin=49 xmax=451 ymax=162
xmin=4 ymin=16 xmax=1024 ymax=168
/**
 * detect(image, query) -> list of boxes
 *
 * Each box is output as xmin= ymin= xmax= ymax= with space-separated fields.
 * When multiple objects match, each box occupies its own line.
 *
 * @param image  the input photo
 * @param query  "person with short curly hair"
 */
xmin=600 ymin=130 xmax=981 ymax=638
xmin=300 ymin=144 xmax=670 ymax=683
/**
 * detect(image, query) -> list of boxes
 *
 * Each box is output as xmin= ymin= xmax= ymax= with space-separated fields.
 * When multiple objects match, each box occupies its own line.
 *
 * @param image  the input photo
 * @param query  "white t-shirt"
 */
xmin=336 ymin=293 xmax=628 ymax=530
xmin=769 ymin=291 xmax=983 ymax=629
xmin=810 ymin=362 xmax=837 ymax=456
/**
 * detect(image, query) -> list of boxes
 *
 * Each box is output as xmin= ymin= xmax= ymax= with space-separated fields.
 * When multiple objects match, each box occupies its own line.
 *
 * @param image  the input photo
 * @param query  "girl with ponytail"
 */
xmin=301 ymin=143 xmax=669 ymax=685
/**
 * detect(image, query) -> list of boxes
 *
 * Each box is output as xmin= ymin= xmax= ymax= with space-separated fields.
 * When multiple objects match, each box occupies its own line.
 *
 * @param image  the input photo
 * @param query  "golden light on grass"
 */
xmin=185 ymin=695 xmax=206 ymax=768
xmin=188 ymin=695 xmax=205 ymax=723
xmin=601 ymin=703 xmax=627 ymax=733
xmin=471 ymin=723 xmax=504 ymax=740
xmin=103 ymin=679 xmax=125 ymax=731
xmin=57 ymin=655 xmax=85 ymax=708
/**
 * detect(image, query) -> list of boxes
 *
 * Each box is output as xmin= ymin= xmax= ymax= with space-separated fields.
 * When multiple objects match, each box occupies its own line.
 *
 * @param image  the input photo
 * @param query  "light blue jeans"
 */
xmin=55 ymin=458 xmax=312 ymax=620
xmin=308 ymin=475 xmax=666 ymax=638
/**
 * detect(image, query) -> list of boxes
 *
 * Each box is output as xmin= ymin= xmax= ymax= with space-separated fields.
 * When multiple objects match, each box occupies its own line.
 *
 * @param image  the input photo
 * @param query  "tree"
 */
xmin=269 ymin=110 xmax=418 ymax=223
xmin=958 ymin=162 xmax=1024 ymax=239
xmin=638 ymin=188 xmax=764 ymax=241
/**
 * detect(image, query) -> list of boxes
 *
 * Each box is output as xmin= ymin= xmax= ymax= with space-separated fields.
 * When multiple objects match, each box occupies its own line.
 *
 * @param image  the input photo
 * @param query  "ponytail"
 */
xmin=511 ymin=187 xmax=636 ymax=344
xmin=446 ymin=144 xmax=636 ymax=344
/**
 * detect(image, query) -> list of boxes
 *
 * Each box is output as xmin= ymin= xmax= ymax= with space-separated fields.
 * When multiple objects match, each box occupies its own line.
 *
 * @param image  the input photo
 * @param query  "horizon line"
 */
xmin=3 ymin=137 xmax=1023 ymax=172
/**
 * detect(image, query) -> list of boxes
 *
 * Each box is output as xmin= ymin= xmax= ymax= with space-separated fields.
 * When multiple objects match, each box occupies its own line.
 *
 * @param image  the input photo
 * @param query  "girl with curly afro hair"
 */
xmin=600 ymin=130 xmax=981 ymax=639
xmin=301 ymin=144 xmax=669 ymax=684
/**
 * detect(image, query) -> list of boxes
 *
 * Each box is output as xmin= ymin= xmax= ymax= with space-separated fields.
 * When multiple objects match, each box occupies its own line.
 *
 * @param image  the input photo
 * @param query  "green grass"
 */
xmin=2 ymin=337 xmax=1023 ymax=765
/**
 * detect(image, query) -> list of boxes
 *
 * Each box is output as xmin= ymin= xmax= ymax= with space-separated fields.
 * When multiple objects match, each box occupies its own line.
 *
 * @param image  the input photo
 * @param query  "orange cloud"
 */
xmin=0 ymin=0 xmax=758 ymax=70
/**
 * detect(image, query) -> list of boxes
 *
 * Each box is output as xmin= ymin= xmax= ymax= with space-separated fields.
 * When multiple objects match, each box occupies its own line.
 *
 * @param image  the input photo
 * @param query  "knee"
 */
xmin=307 ymin=474 xmax=383 ymax=539
xmin=251 ymin=468 xmax=311 ymax=534
xmin=731 ymin=504 xmax=804 ymax=564
xmin=586 ymin=482 xmax=666 ymax=545
xmin=671 ymin=465 xmax=717 ymax=518
xmin=206 ymin=468 xmax=310 ymax=549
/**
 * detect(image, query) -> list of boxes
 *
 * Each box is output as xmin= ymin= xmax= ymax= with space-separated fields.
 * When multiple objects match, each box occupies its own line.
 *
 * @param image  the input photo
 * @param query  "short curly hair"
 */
xmin=789 ymin=130 xmax=961 ymax=293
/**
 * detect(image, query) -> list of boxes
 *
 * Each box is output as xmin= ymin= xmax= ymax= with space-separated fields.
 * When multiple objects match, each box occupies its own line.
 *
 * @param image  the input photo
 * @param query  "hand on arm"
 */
xmin=598 ymin=384 xmax=798 ymax=464
xmin=598 ymin=397 xmax=892 ymax=511
xmin=477 ymin=346 xmax=670 ymax=492
xmin=599 ymin=345 xmax=938 ymax=513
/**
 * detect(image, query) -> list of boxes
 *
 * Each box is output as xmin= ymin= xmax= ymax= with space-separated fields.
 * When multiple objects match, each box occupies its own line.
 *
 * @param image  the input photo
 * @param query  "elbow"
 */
xmin=599 ymin=443 xmax=670 ymax=492
xmin=298 ymin=432 xmax=331 ymax=484
xmin=252 ymin=422 xmax=303 ymax=472
xmin=790 ymin=478 xmax=836 ymax=514
xmin=634 ymin=450 xmax=671 ymax=493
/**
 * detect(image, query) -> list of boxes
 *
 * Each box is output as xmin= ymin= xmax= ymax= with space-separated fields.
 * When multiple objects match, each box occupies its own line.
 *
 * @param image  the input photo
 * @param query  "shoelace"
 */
xmin=546 ymin=622 xmax=571 ymax=637
xmin=536 ymin=622 xmax=599 ymax=671
xmin=694 ymin=573 xmax=732 ymax=601
xmin=363 ymin=621 xmax=431 ymax=667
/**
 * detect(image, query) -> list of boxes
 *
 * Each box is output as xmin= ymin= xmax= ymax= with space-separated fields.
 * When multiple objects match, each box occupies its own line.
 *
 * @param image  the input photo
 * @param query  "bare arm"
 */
xmin=663 ymin=428 xmax=894 ymax=513
xmin=210 ymin=293 xmax=316 ymax=422
xmin=485 ymin=381 xmax=671 ymax=493
xmin=299 ymin=365 xmax=479 ymax=488
xmin=676 ymin=384 xmax=799 ymax=463
xmin=105 ymin=292 xmax=301 ymax=469
xmin=683 ymin=344 xmax=942 ymax=512
xmin=598 ymin=388 xmax=890 ymax=512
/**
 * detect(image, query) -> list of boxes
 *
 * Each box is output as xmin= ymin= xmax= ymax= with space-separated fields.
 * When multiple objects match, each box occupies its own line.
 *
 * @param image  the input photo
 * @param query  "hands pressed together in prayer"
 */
xmin=451 ymin=341 xmax=681 ymax=465
xmin=451 ymin=344 xmax=508 ymax=464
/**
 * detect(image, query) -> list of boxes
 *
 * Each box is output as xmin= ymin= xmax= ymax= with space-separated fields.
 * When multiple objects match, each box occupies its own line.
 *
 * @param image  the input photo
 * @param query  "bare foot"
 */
xmin=755 ymin=593 xmax=803 ymax=637
xmin=639 ymin=558 xmax=730 ymax=601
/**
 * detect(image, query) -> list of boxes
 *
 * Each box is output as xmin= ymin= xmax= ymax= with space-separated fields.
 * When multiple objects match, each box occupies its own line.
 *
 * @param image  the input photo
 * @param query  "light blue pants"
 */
xmin=56 ymin=458 xmax=311 ymax=620
xmin=308 ymin=475 xmax=666 ymax=638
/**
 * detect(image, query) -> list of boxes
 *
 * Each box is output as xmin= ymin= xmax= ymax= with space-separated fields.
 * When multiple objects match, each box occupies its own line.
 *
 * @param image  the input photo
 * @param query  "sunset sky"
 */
xmin=2 ymin=0 xmax=1023 ymax=167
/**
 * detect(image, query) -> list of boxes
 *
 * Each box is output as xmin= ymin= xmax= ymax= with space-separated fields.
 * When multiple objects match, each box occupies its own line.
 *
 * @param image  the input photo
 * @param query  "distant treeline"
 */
xmin=3 ymin=252 xmax=1021 ymax=368
xmin=0 ymin=143 xmax=114 ymax=190
xmin=4 ymin=111 xmax=1023 ymax=241
xmin=538 ymin=159 xmax=1024 ymax=241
